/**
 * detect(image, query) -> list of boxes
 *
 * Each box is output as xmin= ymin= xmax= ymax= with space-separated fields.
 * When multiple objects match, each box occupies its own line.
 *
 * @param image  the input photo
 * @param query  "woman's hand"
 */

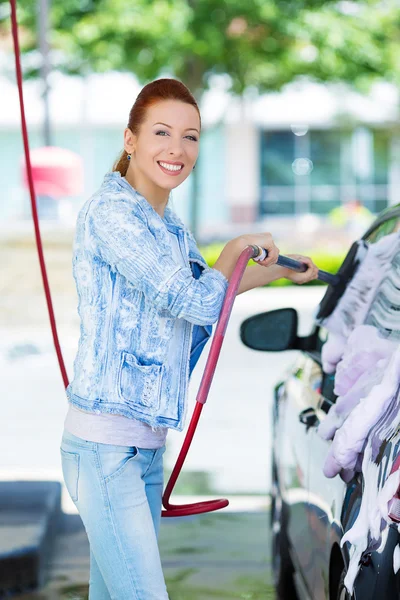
xmin=236 ymin=233 xmax=280 ymax=268
xmin=280 ymin=254 xmax=319 ymax=284
xmin=213 ymin=232 xmax=279 ymax=284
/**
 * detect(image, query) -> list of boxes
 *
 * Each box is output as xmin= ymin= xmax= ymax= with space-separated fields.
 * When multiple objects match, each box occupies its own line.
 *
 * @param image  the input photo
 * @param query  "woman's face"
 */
xmin=124 ymin=100 xmax=200 ymax=192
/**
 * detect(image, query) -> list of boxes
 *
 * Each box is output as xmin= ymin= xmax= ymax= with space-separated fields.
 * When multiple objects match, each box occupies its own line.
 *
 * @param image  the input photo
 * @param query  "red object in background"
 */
xmin=21 ymin=146 xmax=84 ymax=198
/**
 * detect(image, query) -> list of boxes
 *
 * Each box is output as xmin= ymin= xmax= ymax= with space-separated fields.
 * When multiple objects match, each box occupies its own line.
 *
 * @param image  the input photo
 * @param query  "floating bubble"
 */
xmin=291 ymin=123 xmax=309 ymax=136
xmin=292 ymin=158 xmax=313 ymax=176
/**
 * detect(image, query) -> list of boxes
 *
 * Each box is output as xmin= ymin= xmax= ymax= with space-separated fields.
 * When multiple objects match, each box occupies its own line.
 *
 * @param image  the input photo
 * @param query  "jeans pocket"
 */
xmin=60 ymin=448 xmax=80 ymax=502
xmin=102 ymin=447 xmax=140 ymax=484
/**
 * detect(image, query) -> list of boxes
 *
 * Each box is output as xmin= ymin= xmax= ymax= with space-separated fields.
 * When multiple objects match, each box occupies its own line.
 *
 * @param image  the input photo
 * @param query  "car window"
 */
xmin=297 ymin=350 xmax=338 ymax=405
xmin=360 ymin=215 xmax=400 ymax=339
xmin=294 ymin=354 xmax=323 ymax=396
xmin=364 ymin=250 xmax=400 ymax=341
xmin=316 ymin=214 xmax=400 ymax=367
xmin=365 ymin=216 xmax=400 ymax=244
xmin=308 ymin=214 xmax=400 ymax=405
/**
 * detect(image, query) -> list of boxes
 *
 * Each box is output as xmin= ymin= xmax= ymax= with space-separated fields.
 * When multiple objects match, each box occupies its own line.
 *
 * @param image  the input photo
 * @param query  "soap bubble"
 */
xmin=292 ymin=158 xmax=313 ymax=176
xmin=291 ymin=124 xmax=309 ymax=136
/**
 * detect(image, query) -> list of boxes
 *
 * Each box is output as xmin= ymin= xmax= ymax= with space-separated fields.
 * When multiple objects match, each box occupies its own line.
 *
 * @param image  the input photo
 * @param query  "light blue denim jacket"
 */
xmin=66 ymin=172 xmax=229 ymax=431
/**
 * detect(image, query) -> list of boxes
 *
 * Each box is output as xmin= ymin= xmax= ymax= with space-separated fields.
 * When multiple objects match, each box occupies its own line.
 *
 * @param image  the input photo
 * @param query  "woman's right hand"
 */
xmin=234 ymin=233 xmax=280 ymax=268
xmin=212 ymin=232 xmax=280 ymax=283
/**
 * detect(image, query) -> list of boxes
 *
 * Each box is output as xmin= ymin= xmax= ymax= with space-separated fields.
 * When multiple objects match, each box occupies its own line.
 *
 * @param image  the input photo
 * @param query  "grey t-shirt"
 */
xmin=63 ymin=229 xmax=186 ymax=448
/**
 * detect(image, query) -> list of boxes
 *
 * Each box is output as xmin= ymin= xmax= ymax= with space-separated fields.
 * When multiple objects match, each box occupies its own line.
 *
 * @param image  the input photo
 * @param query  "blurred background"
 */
xmin=2 ymin=0 xmax=400 ymax=502
xmin=1 ymin=0 xmax=400 ymax=596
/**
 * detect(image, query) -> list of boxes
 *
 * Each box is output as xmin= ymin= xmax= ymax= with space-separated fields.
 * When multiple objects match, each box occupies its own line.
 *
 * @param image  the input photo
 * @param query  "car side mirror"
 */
xmin=240 ymin=308 xmax=299 ymax=352
xmin=240 ymin=309 xmax=321 ymax=353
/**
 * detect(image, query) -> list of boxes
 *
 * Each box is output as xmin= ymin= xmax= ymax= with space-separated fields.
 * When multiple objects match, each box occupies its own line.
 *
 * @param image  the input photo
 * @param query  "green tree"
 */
xmin=2 ymin=0 xmax=399 ymax=235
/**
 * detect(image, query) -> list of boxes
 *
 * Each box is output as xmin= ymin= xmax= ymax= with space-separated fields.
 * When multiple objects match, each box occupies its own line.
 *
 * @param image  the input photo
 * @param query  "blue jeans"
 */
xmin=60 ymin=429 xmax=169 ymax=599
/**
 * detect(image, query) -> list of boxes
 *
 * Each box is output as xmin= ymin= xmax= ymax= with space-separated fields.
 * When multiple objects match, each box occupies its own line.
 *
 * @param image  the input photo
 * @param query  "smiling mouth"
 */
xmin=157 ymin=161 xmax=184 ymax=174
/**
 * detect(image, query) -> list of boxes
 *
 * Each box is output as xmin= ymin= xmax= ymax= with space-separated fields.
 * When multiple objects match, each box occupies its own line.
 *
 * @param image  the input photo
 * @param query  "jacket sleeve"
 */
xmin=87 ymin=193 xmax=229 ymax=326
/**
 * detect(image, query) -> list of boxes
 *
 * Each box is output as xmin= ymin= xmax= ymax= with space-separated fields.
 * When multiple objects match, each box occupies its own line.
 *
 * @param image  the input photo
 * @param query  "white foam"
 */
xmin=318 ymin=326 xmax=396 ymax=447
xmin=317 ymin=232 xmax=400 ymax=594
xmin=341 ymin=443 xmax=400 ymax=593
xmin=320 ymin=232 xmax=400 ymax=339
xmin=325 ymin=343 xmax=400 ymax=478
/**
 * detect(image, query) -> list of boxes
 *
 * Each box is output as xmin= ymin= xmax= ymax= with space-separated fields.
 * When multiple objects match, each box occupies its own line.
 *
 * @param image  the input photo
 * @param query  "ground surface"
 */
xmin=16 ymin=510 xmax=274 ymax=600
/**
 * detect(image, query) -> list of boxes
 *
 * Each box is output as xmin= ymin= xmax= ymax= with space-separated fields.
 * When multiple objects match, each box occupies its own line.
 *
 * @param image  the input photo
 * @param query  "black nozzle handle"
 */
xmin=250 ymin=246 xmax=340 ymax=286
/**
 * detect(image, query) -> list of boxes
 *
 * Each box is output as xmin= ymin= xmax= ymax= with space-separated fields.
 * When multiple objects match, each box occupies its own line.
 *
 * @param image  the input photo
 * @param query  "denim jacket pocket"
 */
xmin=117 ymin=351 xmax=164 ymax=412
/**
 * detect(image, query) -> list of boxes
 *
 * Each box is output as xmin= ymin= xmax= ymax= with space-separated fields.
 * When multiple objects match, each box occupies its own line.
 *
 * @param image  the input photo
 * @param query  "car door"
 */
xmin=276 ymin=352 xmax=317 ymax=597
xmin=304 ymin=344 xmax=347 ymax=600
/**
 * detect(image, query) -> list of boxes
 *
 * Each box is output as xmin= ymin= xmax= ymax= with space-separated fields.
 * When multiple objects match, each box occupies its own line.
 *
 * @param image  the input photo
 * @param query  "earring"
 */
xmin=127 ymin=154 xmax=131 ymax=160
xmin=193 ymin=164 xmax=196 ymax=170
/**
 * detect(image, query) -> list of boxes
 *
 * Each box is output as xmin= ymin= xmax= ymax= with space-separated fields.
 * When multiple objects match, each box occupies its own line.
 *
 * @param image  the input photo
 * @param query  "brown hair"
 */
xmin=113 ymin=78 xmax=201 ymax=176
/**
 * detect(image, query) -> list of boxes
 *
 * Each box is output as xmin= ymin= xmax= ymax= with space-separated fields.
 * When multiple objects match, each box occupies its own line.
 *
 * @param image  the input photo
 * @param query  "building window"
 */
xmin=261 ymin=131 xmax=295 ymax=186
xmin=260 ymin=131 xmax=296 ymax=214
xmin=259 ymin=127 xmax=390 ymax=216
xmin=309 ymin=131 xmax=341 ymax=186
xmin=373 ymin=129 xmax=390 ymax=185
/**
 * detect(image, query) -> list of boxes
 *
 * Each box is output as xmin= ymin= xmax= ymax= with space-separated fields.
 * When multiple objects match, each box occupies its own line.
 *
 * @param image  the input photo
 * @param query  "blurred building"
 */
xmin=1 ymin=72 xmax=399 ymax=240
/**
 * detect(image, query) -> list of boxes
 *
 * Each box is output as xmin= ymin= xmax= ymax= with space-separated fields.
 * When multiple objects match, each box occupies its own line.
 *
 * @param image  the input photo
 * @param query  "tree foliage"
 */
xmin=1 ymin=0 xmax=399 ymax=96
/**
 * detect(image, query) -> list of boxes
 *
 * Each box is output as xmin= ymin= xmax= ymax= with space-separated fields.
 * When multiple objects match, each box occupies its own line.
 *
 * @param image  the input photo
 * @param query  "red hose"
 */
xmin=162 ymin=246 xmax=253 ymax=516
xmin=9 ymin=0 xmax=254 ymax=516
xmin=9 ymin=0 xmax=69 ymax=389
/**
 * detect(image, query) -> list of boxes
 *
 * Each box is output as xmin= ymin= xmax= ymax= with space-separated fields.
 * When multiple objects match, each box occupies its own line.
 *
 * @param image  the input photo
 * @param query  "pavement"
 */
xmin=12 ymin=497 xmax=274 ymax=600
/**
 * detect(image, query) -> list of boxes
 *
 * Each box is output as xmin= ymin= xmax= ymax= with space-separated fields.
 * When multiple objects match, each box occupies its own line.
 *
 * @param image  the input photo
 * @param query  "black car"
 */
xmin=240 ymin=205 xmax=400 ymax=600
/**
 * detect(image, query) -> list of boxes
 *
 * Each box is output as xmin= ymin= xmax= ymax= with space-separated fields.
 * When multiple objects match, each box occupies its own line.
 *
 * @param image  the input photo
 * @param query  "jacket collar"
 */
xmin=103 ymin=172 xmax=207 ymax=267
xmin=104 ymin=171 xmax=185 ymax=230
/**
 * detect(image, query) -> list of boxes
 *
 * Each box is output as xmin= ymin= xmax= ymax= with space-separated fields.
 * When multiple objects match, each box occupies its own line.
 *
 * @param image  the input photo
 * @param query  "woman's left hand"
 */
xmin=281 ymin=254 xmax=319 ymax=284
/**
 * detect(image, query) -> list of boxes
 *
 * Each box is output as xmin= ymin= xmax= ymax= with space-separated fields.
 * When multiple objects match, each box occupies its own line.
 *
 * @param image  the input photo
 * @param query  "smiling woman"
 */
xmin=60 ymin=77 xmax=317 ymax=600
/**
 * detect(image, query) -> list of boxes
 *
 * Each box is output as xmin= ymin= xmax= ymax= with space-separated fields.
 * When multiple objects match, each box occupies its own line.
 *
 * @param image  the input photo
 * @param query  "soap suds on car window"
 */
xmin=316 ymin=231 xmax=400 ymax=594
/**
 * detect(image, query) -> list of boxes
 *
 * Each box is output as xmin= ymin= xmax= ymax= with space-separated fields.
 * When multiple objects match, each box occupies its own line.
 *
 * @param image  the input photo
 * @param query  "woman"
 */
xmin=60 ymin=78 xmax=318 ymax=599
